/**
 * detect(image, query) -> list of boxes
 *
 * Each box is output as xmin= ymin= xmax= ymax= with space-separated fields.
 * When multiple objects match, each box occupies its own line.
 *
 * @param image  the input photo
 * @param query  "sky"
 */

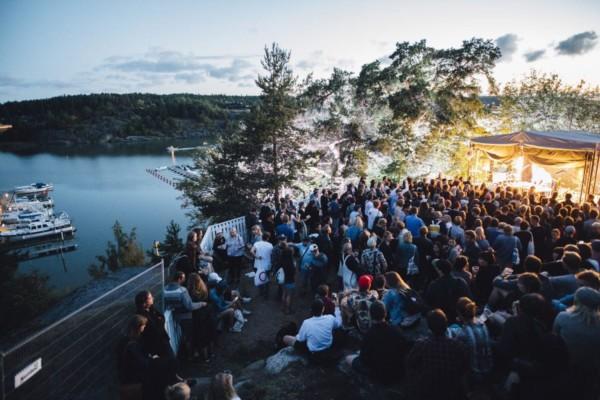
xmin=0 ymin=0 xmax=599 ymax=102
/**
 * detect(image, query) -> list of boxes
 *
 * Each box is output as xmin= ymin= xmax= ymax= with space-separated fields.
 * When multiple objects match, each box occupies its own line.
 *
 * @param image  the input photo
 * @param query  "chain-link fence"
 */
xmin=0 ymin=260 xmax=164 ymax=400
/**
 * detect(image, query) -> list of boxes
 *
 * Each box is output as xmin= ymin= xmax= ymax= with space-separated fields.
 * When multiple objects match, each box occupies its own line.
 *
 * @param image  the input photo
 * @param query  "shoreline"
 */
xmin=0 ymin=134 xmax=216 ymax=155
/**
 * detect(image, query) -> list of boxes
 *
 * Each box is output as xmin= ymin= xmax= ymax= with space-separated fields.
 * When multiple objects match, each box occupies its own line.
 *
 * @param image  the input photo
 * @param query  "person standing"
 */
xmin=251 ymin=232 xmax=274 ymax=300
xmin=226 ymin=227 xmax=245 ymax=288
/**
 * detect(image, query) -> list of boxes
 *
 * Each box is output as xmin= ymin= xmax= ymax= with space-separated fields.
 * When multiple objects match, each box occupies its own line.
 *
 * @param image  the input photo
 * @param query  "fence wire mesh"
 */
xmin=0 ymin=261 xmax=164 ymax=400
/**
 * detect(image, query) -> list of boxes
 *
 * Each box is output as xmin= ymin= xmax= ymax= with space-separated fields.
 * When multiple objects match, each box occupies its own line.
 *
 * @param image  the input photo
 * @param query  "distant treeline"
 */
xmin=0 ymin=93 xmax=259 ymax=145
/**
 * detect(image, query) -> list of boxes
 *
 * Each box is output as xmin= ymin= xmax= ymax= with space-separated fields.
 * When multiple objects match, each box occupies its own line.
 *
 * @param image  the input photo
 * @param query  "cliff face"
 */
xmin=0 ymin=93 xmax=256 ymax=146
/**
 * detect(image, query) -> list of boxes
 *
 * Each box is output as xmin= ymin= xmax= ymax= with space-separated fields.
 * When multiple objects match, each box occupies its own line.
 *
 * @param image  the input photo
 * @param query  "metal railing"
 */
xmin=0 ymin=261 xmax=165 ymax=400
xmin=199 ymin=216 xmax=247 ymax=254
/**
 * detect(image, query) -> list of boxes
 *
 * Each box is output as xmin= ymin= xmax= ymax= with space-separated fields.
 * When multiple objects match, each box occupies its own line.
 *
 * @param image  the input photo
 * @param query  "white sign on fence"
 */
xmin=14 ymin=358 xmax=42 ymax=389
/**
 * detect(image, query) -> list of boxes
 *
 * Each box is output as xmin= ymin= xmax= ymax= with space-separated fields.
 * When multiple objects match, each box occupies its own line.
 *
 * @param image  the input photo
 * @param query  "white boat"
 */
xmin=13 ymin=182 xmax=54 ymax=196
xmin=1 ymin=204 xmax=53 ymax=225
xmin=10 ymin=197 xmax=54 ymax=209
xmin=0 ymin=212 xmax=75 ymax=244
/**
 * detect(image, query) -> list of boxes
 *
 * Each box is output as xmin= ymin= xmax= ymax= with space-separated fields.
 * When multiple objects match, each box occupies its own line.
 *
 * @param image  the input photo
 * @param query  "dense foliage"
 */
xmin=0 ymin=252 xmax=56 ymax=336
xmin=301 ymin=38 xmax=501 ymax=179
xmin=498 ymin=71 xmax=600 ymax=133
xmin=0 ymin=93 xmax=258 ymax=144
xmin=88 ymin=221 xmax=146 ymax=279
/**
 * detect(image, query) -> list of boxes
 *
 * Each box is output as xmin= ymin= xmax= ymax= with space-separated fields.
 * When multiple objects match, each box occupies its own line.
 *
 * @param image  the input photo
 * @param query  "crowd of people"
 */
xmin=119 ymin=175 xmax=600 ymax=400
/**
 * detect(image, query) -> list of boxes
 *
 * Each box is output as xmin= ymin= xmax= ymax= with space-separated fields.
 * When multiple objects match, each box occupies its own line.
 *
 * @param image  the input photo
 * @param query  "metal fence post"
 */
xmin=1 ymin=351 xmax=5 ymax=400
xmin=160 ymin=259 xmax=165 ymax=312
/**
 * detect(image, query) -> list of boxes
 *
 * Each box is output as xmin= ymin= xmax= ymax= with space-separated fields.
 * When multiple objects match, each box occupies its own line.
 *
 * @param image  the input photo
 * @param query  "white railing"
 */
xmin=199 ymin=216 xmax=247 ymax=254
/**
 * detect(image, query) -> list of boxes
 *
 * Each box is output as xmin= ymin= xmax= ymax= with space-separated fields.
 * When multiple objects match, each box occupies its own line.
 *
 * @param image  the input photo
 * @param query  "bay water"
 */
xmin=0 ymin=141 xmax=199 ymax=294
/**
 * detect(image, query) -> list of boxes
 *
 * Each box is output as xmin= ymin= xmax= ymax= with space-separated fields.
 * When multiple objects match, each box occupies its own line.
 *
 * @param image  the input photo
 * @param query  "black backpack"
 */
xmin=399 ymin=288 xmax=428 ymax=315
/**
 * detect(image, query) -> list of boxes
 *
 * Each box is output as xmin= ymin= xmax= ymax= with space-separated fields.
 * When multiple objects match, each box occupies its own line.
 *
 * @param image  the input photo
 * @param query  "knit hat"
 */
xmin=358 ymin=274 xmax=373 ymax=291
xmin=575 ymin=287 xmax=600 ymax=308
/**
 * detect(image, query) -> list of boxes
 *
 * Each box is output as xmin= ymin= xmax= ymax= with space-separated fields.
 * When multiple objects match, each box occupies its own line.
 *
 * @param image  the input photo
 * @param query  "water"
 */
xmin=0 ymin=141 xmax=200 ymax=294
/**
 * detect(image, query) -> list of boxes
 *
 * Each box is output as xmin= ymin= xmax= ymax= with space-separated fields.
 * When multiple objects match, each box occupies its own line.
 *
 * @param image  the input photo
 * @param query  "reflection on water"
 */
xmin=0 ymin=140 xmax=201 ymax=293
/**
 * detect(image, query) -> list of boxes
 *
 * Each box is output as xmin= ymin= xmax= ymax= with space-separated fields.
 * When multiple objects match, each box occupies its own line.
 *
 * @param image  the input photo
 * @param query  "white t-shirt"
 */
xmin=367 ymin=207 xmax=382 ymax=230
xmin=252 ymin=240 xmax=273 ymax=286
xmin=296 ymin=308 xmax=342 ymax=352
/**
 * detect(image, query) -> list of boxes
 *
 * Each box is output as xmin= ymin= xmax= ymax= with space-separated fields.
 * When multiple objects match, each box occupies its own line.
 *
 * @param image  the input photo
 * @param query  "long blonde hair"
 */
xmin=474 ymin=226 xmax=486 ymax=241
xmin=384 ymin=271 xmax=410 ymax=290
xmin=188 ymin=272 xmax=208 ymax=300
xmin=354 ymin=216 xmax=364 ymax=230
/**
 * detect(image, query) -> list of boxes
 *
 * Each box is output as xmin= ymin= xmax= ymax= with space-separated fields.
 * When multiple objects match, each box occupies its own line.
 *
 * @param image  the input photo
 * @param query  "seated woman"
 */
xmin=381 ymin=271 xmax=412 ymax=327
xmin=208 ymin=279 xmax=247 ymax=332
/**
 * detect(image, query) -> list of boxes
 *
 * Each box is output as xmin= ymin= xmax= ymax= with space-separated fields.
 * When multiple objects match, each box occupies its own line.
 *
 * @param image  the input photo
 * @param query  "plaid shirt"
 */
xmin=406 ymin=336 xmax=470 ymax=398
xmin=448 ymin=322 xmax=493 ymax=376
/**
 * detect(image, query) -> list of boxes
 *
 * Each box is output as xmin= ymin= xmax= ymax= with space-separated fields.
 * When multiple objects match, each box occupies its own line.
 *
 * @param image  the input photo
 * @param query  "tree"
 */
xmin=88 ymin=221 xmax=145 ymax=278
xmin=180 ymin=43 xmax=317 ymax=223
xmin=302 ymin=38 xmax=501 ymax=179
xmin=498 ymin=71 xmax=600 ymax=133
xmin=148 ymin=220 xmax=185 ymax=266
xmin=250 ymin=43 xmax=315 ymax=207
xmin=179 ymin=125 xmax=263 ymax=224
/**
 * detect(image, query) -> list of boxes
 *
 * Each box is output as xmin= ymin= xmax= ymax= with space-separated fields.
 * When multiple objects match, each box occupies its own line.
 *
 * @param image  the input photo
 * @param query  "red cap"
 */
xmin=358 ymin=274 xmax=373 ymax=291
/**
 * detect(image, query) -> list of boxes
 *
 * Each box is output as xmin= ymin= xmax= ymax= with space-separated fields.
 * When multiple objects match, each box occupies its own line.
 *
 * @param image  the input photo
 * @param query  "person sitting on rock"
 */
xmin=344 ymin=300 xmax=410 ymax=384
xmin=282 ymin=298 xmax=342 ymax=364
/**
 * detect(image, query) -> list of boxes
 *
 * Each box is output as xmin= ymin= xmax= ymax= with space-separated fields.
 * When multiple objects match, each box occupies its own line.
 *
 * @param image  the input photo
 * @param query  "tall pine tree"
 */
xmin=181 ymin=43 xmax=316 ymax=223
xmin=249 ymin=43 xmax=315 ymax=208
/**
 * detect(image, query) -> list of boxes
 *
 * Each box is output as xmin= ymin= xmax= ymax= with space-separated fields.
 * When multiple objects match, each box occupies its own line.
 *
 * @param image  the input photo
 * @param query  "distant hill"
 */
xmin=0 ymin=93 xmax=258 ymax=146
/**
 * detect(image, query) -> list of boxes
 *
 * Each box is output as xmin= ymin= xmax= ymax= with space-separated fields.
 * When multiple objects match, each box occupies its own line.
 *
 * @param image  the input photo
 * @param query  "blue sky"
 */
xmin=0 ymin=0 xmax=599 ymax=102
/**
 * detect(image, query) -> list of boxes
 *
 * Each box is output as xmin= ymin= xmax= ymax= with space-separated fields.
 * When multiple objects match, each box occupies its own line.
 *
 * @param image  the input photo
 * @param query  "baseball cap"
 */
xmin=358 ymin=274 xmax=373 ymax=291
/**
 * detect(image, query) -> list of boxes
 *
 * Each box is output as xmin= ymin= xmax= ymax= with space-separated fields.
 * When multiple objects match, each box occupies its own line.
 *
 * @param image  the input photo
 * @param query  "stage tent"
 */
xmin=470 ymin=130 xmax=600 ymax=198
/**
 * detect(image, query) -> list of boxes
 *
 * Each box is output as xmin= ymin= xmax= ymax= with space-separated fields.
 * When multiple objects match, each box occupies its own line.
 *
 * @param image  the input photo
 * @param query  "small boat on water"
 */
xmin=13 ymin=182 xmax=54 ymax=196
xmin=0 ymin=212 xmax=75 ymax=244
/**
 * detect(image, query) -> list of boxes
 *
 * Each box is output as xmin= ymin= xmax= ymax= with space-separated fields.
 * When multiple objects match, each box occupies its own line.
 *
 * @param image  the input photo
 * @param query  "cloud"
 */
xmin=523 ymin=49 xmax=546 ymax=62
xmin=555 ymin=31 xmax=598 ymax=55
xmin=0 ymin=75 xmax=74 ymax=90
xmin=495 ymin=33 xmax=519 ymax=62
xmin=99 ymin=48 xmax=260 ymax=85
xmin=295 ymin=51 xmax=325 ymax=71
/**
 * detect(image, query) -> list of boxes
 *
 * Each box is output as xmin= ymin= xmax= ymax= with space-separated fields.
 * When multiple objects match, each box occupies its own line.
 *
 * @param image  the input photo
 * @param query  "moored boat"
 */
xmin=13 ymin=182 xmax=54 ymax=196
xmin=0 ymin=212 xmax=75 ymax=244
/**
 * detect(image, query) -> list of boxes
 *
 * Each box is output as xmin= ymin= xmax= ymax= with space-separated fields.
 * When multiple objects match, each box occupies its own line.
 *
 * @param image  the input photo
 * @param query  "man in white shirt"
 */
xmin=283 ymin=299 xmax=342 ymax=363
xmin=251 ymin=232 xmax=274 ymax=299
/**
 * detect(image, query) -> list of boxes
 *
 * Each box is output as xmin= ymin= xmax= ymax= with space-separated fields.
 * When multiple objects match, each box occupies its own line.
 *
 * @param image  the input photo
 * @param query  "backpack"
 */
xmin=399 ymin=288 xmax=427 ymax=315
xmin=354 ymin=295 xmax=374 ymax=334
xmin=362 ymin=249 xmax=384 ymax=275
